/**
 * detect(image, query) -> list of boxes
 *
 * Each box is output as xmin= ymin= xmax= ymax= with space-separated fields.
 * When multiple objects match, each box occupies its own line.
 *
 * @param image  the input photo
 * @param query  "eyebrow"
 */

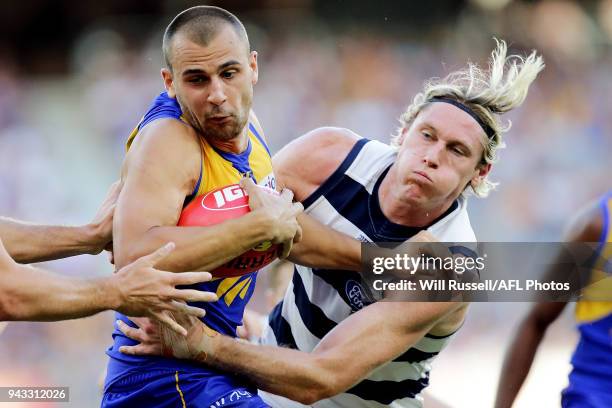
xmin=422 ymin=123 xmax=474 ymax=156
xmin=448 ymin=140 xmax=473 ymax=156
xmin=181 ymin=60 xmax=242 ymax=77
xmin=218 ymin=60 xmax=241 ymax=70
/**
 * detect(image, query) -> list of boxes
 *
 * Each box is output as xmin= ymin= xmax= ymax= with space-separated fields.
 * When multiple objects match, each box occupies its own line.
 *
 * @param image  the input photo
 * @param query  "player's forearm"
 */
xmin=200 ymin=335 xmax=337 ymax=405
xmin=494 ymin=318 xmax=547 ymax=408
xmin=0 ymin=217 xmax=99 ymax=263
xmin=115 ymin=211 xmax=275 ymax=272
xmin=0 ymin=264 xmax=118 ymax=321
xmin=289 ymin=214 xmax=361 ymax=271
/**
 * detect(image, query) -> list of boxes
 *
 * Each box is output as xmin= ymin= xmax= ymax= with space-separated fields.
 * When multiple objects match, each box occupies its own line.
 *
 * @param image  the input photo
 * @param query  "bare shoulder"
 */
xmin=564 ymin=199 xmax=605 ymax=242
xmin=122 ymin=119 xmax=201 ymax=187
xmin=127 ymin=119 xmax=200 ymax=164
xmin=273 ymin=127 xmax=362 ymax=201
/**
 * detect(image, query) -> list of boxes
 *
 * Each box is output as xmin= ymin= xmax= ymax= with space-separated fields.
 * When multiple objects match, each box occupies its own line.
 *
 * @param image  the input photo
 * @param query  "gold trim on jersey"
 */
xmin=575 ymin=195 xmax=612 ymax=323
xmin=216 ymin=276 xmax=254 ymax=307
xmin=126 ymin=108 xmax=274 ymax=310
xmin=194 ymin=127 xmax=272 ymax=197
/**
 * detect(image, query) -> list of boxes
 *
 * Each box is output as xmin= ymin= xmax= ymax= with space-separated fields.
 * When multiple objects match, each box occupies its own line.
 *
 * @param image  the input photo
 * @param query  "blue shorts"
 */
xmin=562 ymin=386 xmax=612 ymax=408
xmin=102 ymin=369 xmax=269 ymax=408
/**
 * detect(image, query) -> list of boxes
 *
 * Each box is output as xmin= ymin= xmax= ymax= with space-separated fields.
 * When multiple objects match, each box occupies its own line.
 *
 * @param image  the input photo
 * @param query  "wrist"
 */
xmin=248 ymin=210 xmax=277 ymax=242
xmin=78 ymin=224 xmax=104 ymax=255
xmin=98 ymin=275 xmax=123 ymax=312
xmin=193 ymin=325 xmax=223 ymax=364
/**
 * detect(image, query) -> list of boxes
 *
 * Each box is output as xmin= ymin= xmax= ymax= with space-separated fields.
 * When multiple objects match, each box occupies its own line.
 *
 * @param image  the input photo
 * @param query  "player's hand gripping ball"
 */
xmin=178 ymin=184 xmax=280 ymax=278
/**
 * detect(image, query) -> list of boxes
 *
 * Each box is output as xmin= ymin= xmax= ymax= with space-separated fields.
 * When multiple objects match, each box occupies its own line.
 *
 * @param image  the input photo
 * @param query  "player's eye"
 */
xmin=188 ymin=77 xmax=205 ymax=84
xmin=422 ymin=131 xmax=432 ymax=139
xmin=222 ymin=70 xmax=237 ymax=79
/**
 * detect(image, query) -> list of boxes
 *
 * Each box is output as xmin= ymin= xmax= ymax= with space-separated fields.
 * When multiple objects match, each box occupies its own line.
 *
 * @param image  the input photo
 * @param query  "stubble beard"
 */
xmin=202 ymin=113 xmax=247 ymax=142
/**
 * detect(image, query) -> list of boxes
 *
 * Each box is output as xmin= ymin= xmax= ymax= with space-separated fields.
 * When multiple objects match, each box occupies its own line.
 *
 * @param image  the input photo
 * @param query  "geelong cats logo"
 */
xmin=345 ymin=280 xmax=366 ymax=311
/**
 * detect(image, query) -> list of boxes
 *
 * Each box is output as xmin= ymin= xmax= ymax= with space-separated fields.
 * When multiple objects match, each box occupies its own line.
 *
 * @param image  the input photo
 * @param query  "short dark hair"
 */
xmin=163 ymin=6 xmax=250 ymax=70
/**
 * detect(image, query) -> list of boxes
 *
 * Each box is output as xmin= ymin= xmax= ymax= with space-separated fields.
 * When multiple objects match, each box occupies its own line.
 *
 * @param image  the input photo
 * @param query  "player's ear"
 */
xmin=478 ymin=162 xmax=491 ymax=177
xmin=470 ymin=162 xmax=491 ymax=187
xmin=396 ymin=127 xmax=409 ymax=146
xmin=161 ymin=68 xmax=176 ymax=98
xmin=249 ymin=51 xmax=258 ymax=85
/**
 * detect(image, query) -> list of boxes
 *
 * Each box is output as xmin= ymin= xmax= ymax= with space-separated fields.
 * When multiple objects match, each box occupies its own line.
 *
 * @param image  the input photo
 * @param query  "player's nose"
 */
xmin=207 ymin=77 xmax=227 ymax=106
xmin=423 ymin=145 xmax=441 ymax=168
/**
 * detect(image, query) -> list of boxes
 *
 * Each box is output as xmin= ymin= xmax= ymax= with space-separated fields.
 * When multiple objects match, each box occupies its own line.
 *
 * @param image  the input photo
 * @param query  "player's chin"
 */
xmin=403 ymin=183 xmax=441 ymax=204
xmin=403 ymin=178 xmax=434 ymax=194
xmin=204 ymin=125 xmax=240 ymax=141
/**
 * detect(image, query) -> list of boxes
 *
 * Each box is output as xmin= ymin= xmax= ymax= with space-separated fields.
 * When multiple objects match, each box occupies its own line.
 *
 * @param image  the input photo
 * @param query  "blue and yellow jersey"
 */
xmin=569 ymin=191 xmax=612 ymax=391
xmin=105 ymin=91 xmax=275 ymax=390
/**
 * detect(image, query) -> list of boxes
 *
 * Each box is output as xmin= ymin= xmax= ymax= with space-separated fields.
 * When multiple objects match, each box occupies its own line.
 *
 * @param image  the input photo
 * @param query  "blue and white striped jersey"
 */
xmin=260 ymin=138 xmax=476 ymax=408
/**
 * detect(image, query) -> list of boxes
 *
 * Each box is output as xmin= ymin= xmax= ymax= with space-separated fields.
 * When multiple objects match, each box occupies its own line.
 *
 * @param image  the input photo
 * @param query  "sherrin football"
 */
xmin=178 ymin=184 xmax=280 ymax=278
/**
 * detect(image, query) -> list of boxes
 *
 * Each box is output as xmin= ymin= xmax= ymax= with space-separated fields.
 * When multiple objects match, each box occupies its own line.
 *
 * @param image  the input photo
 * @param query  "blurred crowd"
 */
xmin=0 ymin=1 xmax=610 ymax=406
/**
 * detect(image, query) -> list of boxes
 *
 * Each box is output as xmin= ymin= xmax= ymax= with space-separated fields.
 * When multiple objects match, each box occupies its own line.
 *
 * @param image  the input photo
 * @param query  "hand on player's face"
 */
xmin=113 ymin=242 xmax=219 ymax=336
xmin=240 ymin=178 xmax=303 ymax=258
xmin=87 ymin=180 xmax=122 ymax=255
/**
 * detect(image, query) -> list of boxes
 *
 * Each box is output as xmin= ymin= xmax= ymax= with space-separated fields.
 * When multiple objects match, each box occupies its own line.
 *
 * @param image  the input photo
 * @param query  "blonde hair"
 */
xmin=392 ymin=39 xmax=544 ymax=197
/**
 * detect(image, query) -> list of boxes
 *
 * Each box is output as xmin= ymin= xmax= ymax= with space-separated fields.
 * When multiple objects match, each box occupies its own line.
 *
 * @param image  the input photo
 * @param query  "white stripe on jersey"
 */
xmin=366 ymin=361 xmax=429 ymax=382
xmin=295 ymin=265 xmax=353 ymax=325
xmin=282 ymin=280 xmax=321 ymax=351
xmin=260 ymin=391 xmax=425 ymax=408
xmin=412 ymin=336 xmax=455 ymax=353
xmin=315 ymin=392 xmax=425 ymax=408
xmin=306 ymin=196 xmax=371 ymax=241
xmin=344 ymin=139 xmax=395 ymax=194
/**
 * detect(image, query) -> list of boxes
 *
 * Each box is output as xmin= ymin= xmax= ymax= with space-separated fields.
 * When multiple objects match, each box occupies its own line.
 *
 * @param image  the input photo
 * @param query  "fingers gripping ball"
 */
xmin=178 ymin=184 xmax=280 ymax=278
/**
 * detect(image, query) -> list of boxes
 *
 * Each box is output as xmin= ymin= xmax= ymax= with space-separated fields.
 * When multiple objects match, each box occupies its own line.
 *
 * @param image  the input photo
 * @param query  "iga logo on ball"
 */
xmin=205 ymin=184 xmax=250 ymax=210
xmin=178 ymin=184 xmax=280 ymax=278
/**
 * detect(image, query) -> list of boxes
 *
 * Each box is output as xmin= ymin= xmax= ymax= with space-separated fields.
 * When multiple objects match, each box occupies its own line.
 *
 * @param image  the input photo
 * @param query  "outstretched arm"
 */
xmin=288 ymin=214 xmax=361 ymax=270
xmin=494 ymin=302 xmax=566 ymax=408
xmin=0 ymin=181 xmax=120 ymax=263
xmin=0 ymin=239 xmax=217 ymax=333
xmin=494 ymin=200 xmax=604 ymax=408
xmin=120 ymin=300 xmax=465 ymax=404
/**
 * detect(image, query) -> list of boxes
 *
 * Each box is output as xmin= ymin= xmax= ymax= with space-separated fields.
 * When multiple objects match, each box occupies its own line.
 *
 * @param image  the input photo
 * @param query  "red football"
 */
xmin=178 ymin=184 xmax=280 ymax=278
